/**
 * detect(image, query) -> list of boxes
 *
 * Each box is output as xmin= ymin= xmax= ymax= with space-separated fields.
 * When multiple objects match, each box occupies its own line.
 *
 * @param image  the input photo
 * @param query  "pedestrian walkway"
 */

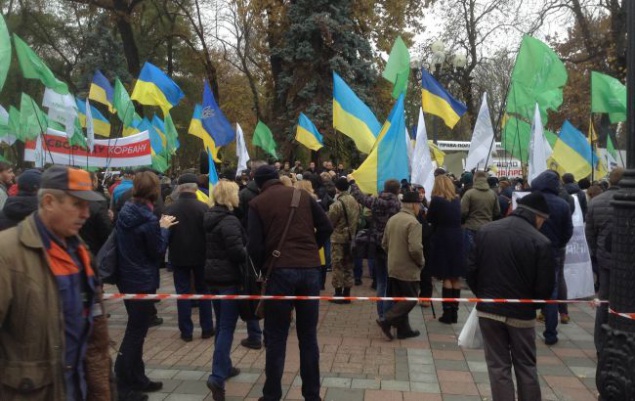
xmin=104 ymin=269 xmax=599 ymax=400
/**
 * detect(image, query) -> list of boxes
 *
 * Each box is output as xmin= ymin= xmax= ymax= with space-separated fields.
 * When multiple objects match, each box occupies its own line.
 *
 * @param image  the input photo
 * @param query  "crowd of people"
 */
xmin=0 ymin=158 xmax=621 ymax=401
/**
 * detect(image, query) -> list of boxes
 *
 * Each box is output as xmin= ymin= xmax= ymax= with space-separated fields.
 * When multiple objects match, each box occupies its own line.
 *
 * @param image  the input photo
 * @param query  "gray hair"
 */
xmin=37 ymin=188 xmax=67 ymax=206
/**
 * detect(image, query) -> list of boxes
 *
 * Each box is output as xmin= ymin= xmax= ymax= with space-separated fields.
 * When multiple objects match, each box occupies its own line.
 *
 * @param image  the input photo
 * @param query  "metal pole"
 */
xmin=597 ymin=1 xmax=635 ymax=399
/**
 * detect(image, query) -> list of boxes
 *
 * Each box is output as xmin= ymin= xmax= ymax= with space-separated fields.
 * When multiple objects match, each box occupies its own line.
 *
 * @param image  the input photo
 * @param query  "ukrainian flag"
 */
xmin=352 ymin=94 xmax=409 ymax=195
xmin=151 ymin=115 xmax=168 ymax=148
xmin=421 ymin=68 xmax=467 ymax=129
xmin=131 ymin=62 xmax=185 ymax=116
xmin=296 ymin=113 xmax=324 ymax=151
xmin=333 ymin=72 xmax=381 ymax=154
xmin=189 ymin=104 xmax=220 ymax=162
xmin=88 ymin=70 xmax=115 ymax=113
xmin=136 ymin=117 xmax=164 ymax=155
xmin=549 ymin=120 xmax=592 ymax=180
xmin=76 ymin=97 xmax=111 ymax=137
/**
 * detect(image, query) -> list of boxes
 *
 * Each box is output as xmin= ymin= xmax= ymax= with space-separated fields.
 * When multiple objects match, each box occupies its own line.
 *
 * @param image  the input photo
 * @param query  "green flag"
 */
xmin=68 ymin=117 xmax=87 ymax=148
xmin=253 ymin=120 xmax=278 ymax=159
xmin=113 ymin=78 xmax=135 ymax=128
xmin=164 ymin=113 xmax=180 ymax=155
xmin=502 ymin=116 xmax=557 ymax=163
xmin=20 ymin=93 xmax=48 ymax=141
xmin=506 ymin=35 xmax=567 ymax=124
xmin=13 ymin=34 xmax=69 ymax=94
xmin=382 ymin=36 xmax=410 ymax=99
xmin=0 ymin=15 xmax=11 ymax=92
xmin=8 ymin=106 xmax=20 ymax=140
xmin=151 ymin=154 xmax=169 ymax=172
xmin=607 ymin=135 xmax=618 ymax=160
xmin=591 ymin=71 xmax=626 ymax=123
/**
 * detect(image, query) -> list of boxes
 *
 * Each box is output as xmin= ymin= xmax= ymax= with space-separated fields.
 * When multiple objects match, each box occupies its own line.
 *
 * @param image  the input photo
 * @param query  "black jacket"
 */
xmin=204 ymin=205 xmax=247 ymax=285
xmin=79 ymin=198 xmax=112 ymax=255
xmin=564 ymin=182 xmax=587 ymax=220
xmin=165 ymin=192 xmax=209 ymax=266
xmin=467 ymin=207 xmax=556 ymax=320
xmin=0 ymin=195 xmax=38 ymax=231
xmin=530 ymin=171 xmax=574 ymax=249
xmin=238 ymin=180 xmax=259 ymax=229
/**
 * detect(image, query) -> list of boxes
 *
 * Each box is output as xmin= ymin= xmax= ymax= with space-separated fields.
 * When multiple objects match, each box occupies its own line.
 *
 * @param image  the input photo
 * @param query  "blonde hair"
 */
xmin=295 ymin=180 xmax=317 ymax=199
xmin=431 ymin=175 xmax=457 ymax=201
xmin=280 ymin=175 xmax=293 ymax=187
xmin=211 ymin=180 xmax=239 ymax=210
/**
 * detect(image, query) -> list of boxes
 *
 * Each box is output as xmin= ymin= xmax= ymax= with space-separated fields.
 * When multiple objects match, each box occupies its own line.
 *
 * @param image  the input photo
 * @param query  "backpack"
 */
xmin=96 ymin=229 xmax=118 ymax=285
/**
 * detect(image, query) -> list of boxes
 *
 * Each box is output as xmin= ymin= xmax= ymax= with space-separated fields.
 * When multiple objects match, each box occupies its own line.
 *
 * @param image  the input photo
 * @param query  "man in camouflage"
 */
xmin=328 ymin=177 xmax=360 ymax=304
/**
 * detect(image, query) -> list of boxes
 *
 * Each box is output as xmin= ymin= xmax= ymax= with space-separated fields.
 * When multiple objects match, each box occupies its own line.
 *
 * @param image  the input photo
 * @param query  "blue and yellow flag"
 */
xmin=189 ymin=104 xmax=220 ymax=162
xmin=207 ymin=146 xmax=219 ymax=201
xmin=201 ymin=81 xmax=235 ymax=147
xmin=89 ymin=70 xmax=115 ymax=113
xmin=549 ymin=120 xmax=592 ymax=180
xmin=333 ymin=72 xmax=381 ymax=154
xmin=131 ymin=62 xmax=185 ymax=116
xmin=134 ymin=117 xmax=164 ymax=155
xmin=151 ymin=115 xmax=168 ymax=148
xmin=295 ymin=113 xmax=324 ymax=151
xmin=421 ymin=68 xmax=466 ymax=129
xmin=352 ymin=94 xmax=409 ymax=195
xmin=76 ymin=97 xmax=111 ymax=137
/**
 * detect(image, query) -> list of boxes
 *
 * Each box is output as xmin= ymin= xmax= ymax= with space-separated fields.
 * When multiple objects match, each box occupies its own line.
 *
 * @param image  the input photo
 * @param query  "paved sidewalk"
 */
xmin=104 ymin=269 xmax=599 ymax=401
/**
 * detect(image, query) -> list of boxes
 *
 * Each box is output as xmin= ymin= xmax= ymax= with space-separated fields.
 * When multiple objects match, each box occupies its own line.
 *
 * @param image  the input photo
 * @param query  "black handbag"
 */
xmin=96 ymin=229 xmax=118 ymax=285
xmin=238 ymin=256 xmax=262 ymax=321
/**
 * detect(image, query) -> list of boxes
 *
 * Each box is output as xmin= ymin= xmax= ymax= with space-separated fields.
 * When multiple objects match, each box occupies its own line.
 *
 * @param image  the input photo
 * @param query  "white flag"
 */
xmin=34 ymin=134 xmax=44 ymax=168
xmin=43 ymin=88 xmax=77 ymax=138
xmin=465 ymin=93 xmax=495 ymax=171
xmin=0 ymin=105 xmax=16 ymax=145
xmin=528 ymin=103 xmax=548 ymax=183
xmin=85 ymin=99 xmax=95 ymax=152
xmin=405 ymin=127 xmax=414 ymax=172
xmin=411 ymin=108 xmax=435 ymax=202
xmin=235 ymin=123 xmax=250 ymax=177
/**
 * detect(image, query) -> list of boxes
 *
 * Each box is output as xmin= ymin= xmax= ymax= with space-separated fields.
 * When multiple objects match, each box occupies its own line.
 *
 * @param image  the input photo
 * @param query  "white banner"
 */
xmin=24 ymin=128 xmax=152 ymax=168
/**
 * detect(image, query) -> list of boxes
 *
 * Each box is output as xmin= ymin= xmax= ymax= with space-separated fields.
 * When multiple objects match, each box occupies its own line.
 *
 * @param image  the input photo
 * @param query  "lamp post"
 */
xmin=596 ymin=1 xmax=635 ymax=400
xmin=428 ymin=40 xmax=468 ymax=144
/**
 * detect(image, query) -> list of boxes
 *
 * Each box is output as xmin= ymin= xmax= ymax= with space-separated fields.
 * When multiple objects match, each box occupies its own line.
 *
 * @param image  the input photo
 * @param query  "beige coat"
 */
xmin=0 ymin=215 xmax=111 ymax=401
xmin=382 ymin=207 xmax=424 ymax=281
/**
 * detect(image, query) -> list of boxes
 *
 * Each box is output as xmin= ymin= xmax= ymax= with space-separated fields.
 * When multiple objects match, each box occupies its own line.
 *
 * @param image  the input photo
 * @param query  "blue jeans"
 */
xmin=354 ymin=258 xmax=375 ymax=281
xmin=246 ymin=319 xmax=262 ymax=342
xmin=262 ymin=268 xmax=321 ymax=401
xmin=543 ymin=249 xmax=566 ymax=343
xmin=173 ymin=265 xmax=213 ymax=336
xmin=324 ymin=239 xmax=332 ymax=271
xmin=375 ymin=251 xmax=389 ymax=319
xmin=208 ymin=286 xmax=240 ymax=388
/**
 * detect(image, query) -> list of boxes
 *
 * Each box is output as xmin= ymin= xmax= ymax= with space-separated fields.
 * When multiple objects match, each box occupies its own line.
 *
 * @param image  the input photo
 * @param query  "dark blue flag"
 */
xmin=201 ymin=81 xmax=235 ymax=147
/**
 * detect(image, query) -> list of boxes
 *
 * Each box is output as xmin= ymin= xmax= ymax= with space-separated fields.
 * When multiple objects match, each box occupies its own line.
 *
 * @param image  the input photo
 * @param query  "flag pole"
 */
xmin=590 ymin=114 xmax=595 ymax=183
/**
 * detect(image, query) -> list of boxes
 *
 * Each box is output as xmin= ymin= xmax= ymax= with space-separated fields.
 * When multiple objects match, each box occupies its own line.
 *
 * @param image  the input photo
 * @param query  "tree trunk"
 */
xmin=114 ymin=0 xmax=141 ymax=77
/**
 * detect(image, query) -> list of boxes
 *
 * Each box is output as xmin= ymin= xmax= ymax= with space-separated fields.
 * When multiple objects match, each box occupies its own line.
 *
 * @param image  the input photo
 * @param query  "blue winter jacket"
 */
xmin=530 ymin=171 xmax=573 ymax=249
xmin=115 ymin=200 xmax=169 ymax=293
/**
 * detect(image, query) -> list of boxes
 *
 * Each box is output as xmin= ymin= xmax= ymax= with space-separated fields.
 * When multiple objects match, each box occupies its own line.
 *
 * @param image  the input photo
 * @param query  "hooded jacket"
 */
xmin=460 ymin=176 xmax=501 ymax=231
xmin=0 ymin=195 xmax=38 ymax=230
xmin=204 ymin=205 xmax=247 ymax=285
xmin=530 ymin=171 xmax=573 ymax=249
xmin=564 ymin=182 xmax=588 ymax=219
xmin=115 ymin=201 xmax=169 ymax=294
xmin=467 ymin=207 xmax=555 ymax=320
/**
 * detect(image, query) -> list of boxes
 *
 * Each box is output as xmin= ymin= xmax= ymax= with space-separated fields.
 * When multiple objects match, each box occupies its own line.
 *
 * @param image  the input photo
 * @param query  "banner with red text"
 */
xmin=25 ymin=128 xmax=152 ymax=167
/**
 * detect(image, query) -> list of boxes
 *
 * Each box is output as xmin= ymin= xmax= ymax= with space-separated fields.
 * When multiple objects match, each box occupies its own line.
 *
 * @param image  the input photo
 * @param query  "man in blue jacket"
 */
xmin=531 ymin=170 xmax=573 ymax=345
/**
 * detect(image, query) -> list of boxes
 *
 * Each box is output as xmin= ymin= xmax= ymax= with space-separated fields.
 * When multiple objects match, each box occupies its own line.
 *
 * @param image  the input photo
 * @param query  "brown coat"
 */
xmin=0 ymin=215 xmax=111 ymax=401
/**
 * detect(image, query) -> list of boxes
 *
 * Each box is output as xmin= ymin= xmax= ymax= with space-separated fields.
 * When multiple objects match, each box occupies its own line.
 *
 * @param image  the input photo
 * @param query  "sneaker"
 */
xmin=560 ymin=313 xmax=570 ymax=324
xmin=536 ymin=312 xmax=545 ymax=323
xmin=240 ymin=338 xmax=263 ymax=350
xmin=202 ymin=329 xmax=215 ymax=339
xmin=206 ymin=380 xmax=225 ymax=401
xmin=149 ymin=316 xmax=164 ymax=327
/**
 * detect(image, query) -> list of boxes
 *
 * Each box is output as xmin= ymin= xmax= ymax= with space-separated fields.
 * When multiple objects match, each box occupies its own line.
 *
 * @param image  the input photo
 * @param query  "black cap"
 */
xmin=41 ymin=165 xmax=104 ymax=202
xmin=178 ymin=173 xmax=198 ymax=185
xmin=401 ymin=191 xmax=420 ymax=203
xmin=334 ymin=177 xmax=349 ymax=192
xmin=254 ymin=165 xmax=279 ymax=188
xmin=17 ymin=169 xmax=42 ymax=194
xmin=517 ymin=192 xmax=550 ymax=219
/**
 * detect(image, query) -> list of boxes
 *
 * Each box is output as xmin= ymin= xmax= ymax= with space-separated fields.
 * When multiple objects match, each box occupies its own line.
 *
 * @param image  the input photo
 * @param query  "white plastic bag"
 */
xmin=458 ymin=307 xmax=483 ymax=349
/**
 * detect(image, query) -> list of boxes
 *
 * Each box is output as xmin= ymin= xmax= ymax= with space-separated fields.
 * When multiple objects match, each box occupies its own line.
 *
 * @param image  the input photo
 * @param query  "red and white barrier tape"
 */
xmin=609 ymin=308 xmax=635 ymax=320
xmin=102 ymin=293 xmax=607 ymax=304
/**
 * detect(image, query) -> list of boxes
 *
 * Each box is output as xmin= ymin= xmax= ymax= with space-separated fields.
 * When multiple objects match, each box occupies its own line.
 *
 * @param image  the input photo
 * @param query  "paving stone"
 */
xmin=380 ymin=380 xmax=410 ymax=391
xmin=409 ymin=372 xmax=438 ymax=383
xmin=434 ymin=360 xmax=469 ymax=371
xmin=149 ymin=369 xmax=181 ymax=380
xmin=351 ymin=378 xmax=381 ymax=390
xmin=323 ymin=387 xmax=364 ymax=401
xmin=410 ymin=382 xmax=441 ymax=393
xmin=174 ymin=380 xmax=213 ymax=395
xmin=321 ymin=377 xmax=352 ymax=388
xmin=164 ymin=394 xmax=206 ymax=401
xmin=466 ymin=361 xmax=489 ymax=373
xmin=173 ymin=370 xmax=207 ymax=380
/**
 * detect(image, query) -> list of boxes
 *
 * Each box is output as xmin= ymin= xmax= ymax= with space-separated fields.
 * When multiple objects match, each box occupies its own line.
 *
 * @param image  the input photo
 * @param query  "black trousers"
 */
xmin=115 ymin=300 xmax=154 ymax=394
xmin=480 ymin=317 xmax=541 ymax=401
xmin=384 ymin=278 xmax=418 ymax=334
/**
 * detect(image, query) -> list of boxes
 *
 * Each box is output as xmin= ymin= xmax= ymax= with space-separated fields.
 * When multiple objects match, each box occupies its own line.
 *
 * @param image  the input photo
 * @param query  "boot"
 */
xmin=438 ymin=288 xmax=454 ymax=324
xmin=341 ymin=287 xmax=352 ymax=304
xmin=329 ymin=288 xmax=345 ymax=304
xmin=452 ymin=289 xmax=460 ymax=323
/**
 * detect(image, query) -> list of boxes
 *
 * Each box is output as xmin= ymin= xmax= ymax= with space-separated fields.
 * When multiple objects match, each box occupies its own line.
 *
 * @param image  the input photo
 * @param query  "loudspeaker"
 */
xmin=200 ymin=151 xmax=209 ymax=174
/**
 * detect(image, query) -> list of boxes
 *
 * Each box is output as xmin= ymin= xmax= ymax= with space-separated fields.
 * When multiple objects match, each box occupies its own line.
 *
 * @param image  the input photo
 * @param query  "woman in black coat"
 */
xmin=427 ymin=175 xmax=465 ymax=324
xmin=204 ymin=180 xmax=247 ymax=399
